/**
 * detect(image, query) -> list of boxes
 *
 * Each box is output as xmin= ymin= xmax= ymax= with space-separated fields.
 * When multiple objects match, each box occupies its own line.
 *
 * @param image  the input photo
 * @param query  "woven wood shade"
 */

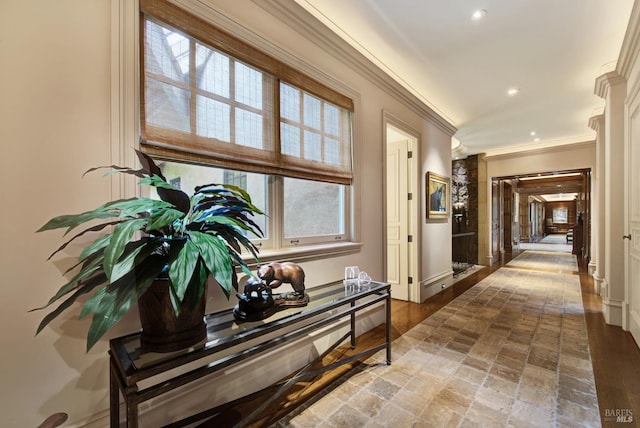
xmin=140 ymin=0 xmax=353 ymax=185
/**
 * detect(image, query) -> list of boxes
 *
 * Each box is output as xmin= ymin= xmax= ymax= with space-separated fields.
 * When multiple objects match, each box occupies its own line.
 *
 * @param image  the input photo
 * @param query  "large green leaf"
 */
xmin=78 ymin=234 xmax=112 ymax=261
xmin=82 ymin=281 xmax=137 ymax=351
xmin=168 ymin=239 xmax=200 ymax=301
xmin=138 ymin=175 xmax=176 ymax=190
xmin=82 ymin=165 xmax=147 ymax=179
xmin=103 ymin=218 xmax=148 ymax=280
xmin=37 ymin=207 xmax=116 ymax=235
xmin=82 ymin=256 xmax=165 ymax=350
xmin=216 ymin=226 xmax=260 ymax=261
xmin=109 ymin=240 xmax=150 ymax=283
xmin=170 ymin=259 xmax=208 ymax=316
xmin=194 ymin=214 xmax=249 ymax=230
xmin=185 ymin=260 xmax=208 ymax=310
xmin=189 ymin=231 xmax=233 ymax=296
xmin=135 ymin=149 xmax=164 ymax=178
xmin=194 ymin=183 xmax=254 ymax=205
xmin=104 ymin=197 xmax=174 ymax=217
xmin=146 ymin=207 xmax=185 ymax=231
xmin=139 ymin=175 xmax=191 ymax=214
xmin=45 ymin=220 xmax=122 ymax=261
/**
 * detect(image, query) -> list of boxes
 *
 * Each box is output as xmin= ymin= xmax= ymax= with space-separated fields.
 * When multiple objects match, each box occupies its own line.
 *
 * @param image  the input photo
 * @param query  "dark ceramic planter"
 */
xmin=137 ymin=277 xmax=207 ymax=353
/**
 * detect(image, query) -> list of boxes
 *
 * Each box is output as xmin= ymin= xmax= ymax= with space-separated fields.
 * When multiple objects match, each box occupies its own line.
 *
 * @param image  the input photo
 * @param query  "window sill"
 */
xmin=243 ymin=241 xmax=363 ymax=267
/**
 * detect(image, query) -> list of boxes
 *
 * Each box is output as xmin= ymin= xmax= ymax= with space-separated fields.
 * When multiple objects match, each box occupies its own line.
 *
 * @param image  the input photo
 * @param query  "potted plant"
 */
xmin=32 ymin=150 xmax=264 ymax=351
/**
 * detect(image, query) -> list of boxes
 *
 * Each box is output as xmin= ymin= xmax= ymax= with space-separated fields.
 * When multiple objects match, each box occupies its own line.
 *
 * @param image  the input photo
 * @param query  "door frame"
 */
xmin=383 ymin=113 xmax=420 ymax=302
xmin=625 ymin=90 xmax=640 ymax=344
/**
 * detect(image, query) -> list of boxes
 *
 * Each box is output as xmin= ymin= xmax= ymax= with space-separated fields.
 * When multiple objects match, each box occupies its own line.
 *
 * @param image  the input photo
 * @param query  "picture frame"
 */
xmin=552 ymin=208 xmax=568 ymax=224
xmin=426 ymin=171 xmax=450 ymax=219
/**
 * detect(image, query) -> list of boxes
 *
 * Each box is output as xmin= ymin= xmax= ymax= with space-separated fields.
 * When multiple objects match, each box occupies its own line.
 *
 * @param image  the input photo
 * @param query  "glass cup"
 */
xmin=358 ymin=271 xmax=371 ymax=288
xmin=344 ymin=266 xmax=360 ymax=294
xmin=345 ymin=266 xmax=360 ymax=281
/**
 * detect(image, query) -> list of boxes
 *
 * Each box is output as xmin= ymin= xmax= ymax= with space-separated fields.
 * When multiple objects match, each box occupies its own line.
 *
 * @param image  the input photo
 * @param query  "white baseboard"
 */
xmin=588 ymin=261 xmax=596 ymax=275
xmin=628 ymin=308 xmax=640 ymax=349
xmin=603 ymin=297 xmax=624 ymax=326
xmin=593 ymin=274 xmax=606 ymax=295
xmin=419 ymin=270 xmax=454 ymax=302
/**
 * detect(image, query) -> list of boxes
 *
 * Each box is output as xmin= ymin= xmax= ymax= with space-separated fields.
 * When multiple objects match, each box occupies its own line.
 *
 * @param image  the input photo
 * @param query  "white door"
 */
xmin=386 ymin=140 xmax=409 ymax=300
xmin=626 ymin=102 xmax=640 ymax=346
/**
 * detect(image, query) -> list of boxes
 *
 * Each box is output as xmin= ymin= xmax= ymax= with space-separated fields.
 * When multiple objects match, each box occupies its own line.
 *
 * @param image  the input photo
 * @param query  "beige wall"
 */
xmin=0 ymin=0 xmax=454 ymax=426
xmin=1 ymin=2 xmax=116 ymax=427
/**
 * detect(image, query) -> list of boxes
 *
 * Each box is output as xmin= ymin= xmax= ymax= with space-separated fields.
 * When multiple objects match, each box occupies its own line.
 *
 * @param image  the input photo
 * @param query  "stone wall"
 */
xmin=452 ymin=156 xmax=478 ymax=264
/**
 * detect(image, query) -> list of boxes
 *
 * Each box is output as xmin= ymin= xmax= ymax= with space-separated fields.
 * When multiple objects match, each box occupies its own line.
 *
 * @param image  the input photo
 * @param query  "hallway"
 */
xmin=275 ymin=248 xmax=597 ymax=426
xmin=233 ymin=243 xmax=640 ymax=427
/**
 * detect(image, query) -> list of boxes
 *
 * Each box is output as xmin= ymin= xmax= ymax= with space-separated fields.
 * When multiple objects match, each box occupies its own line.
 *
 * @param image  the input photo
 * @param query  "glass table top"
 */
xmin=111 ymin=279 xmax=390 ymax=375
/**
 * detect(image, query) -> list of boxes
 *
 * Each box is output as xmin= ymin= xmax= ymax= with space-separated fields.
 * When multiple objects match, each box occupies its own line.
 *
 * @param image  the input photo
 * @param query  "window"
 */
xmin=139 ymin=0 xmax=354 ymax=250
xmin=284 ymin=178 xmax=345 ymax=242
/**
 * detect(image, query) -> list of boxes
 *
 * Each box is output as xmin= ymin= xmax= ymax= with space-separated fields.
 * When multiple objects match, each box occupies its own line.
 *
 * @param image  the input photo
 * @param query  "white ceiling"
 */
xmin=294 ymin=0 xmax=634 ymax=156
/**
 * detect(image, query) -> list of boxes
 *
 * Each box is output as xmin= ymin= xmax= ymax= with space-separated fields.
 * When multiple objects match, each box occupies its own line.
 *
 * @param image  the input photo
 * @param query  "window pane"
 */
xmin=303 ymin=93 xmax=321 ymax=130
xmin=196 ymin=44 xmax=229 ymax=97
xmin=146 ymin=80 xmax=191 ymax=133
xmin=324 ymin=103 xmax=340 ymax=136
xmin=284 ymin=177 xmax=344 ymax=237
xmin=151 ymin=161 xmax=268 ymax=240
xmin=280 ymin=83 xmax=300 ymax=122
xmin=303 ymin=130 xmax=322 ymax=161
xmin=236 ymin=108 xmax=263 ymax=149
xmin=281 ymin=123 xmax=301 ymax=157
xmin=196 ymin=95 xmax=231 ymax=141
xmin=235 ymin=62 xmax=262 ymax=109
xmin=325 ymin=137 xmax=340 ymax=166
xmin=145 ymin=19 xmax=189 ymax=81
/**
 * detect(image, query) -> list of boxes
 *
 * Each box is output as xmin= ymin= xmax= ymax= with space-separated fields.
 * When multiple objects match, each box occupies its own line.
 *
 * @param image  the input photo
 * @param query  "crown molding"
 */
xmin=251 ymin=0 xmax=457 ymax=137
xmin=484 ymin=140 xmax=595 ymax=161
xmin=588 ymin=113 xmax=605 ymax=131
xmin=617 ymin=0 xmax=640 ymax=79
xmin=594 ymin=70 xmax=626 ymax=99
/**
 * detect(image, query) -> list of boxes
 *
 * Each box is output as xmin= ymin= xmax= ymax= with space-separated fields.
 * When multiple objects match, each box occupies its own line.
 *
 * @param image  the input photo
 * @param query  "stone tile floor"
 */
xmin=273 ymin=251 xmax=599 ymax=427
xmin=506 ymin=250 xmax=578 ymax=273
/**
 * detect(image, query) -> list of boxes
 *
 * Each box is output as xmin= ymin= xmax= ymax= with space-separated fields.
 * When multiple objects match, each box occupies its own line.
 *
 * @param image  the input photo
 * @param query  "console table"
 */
xmin=109 ymin=279 xmax=391 ymax=427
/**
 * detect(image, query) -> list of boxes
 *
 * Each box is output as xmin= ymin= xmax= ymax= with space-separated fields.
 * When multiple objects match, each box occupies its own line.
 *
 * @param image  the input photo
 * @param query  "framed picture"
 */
xmin=426 ymin=171 xmax=450 ymax=219
xmin=552 ymin=208 xmax=568 ymax=224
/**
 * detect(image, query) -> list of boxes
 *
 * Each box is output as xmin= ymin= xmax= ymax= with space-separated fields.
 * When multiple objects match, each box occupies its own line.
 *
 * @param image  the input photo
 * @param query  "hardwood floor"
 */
xmin=579 ymin=265 xmax=640 ymax=426
xmin=202 ymin=250 xmax=640 ymax=427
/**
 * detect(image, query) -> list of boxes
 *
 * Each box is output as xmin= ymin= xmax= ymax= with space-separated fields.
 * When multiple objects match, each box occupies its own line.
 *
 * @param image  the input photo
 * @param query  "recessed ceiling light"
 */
xmin=471 ymin=9 xmax=487 ymax=21
xmin=530 ymin=131 xmax=536 ymax=136
xmin=534 ymin=138 xmax=540 ymax=142
xmin=507 ymin=87 xmax=520 ymax=96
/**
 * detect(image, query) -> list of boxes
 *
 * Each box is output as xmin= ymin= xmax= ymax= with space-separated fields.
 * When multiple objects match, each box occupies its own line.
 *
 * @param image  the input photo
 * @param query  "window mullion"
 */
xmin=230 ymin=60 xmax=236 ymax=145
xmin=320 ymin=103 xmax=326 ymax=164
xmin=272 ymin=79 xmax=281 ymax=162
xmin=189 ymin=39 xmax=197 ymax=135
xmin=299 ymin=89 xmax=305 ymax=160
xmin=272 ymin=175 xmax=283 ymax=249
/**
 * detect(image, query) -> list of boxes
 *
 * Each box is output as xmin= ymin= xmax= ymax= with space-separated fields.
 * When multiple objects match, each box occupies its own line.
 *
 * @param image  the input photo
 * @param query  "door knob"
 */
xmin=623 ymin=234 xmax=632 ymax=240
